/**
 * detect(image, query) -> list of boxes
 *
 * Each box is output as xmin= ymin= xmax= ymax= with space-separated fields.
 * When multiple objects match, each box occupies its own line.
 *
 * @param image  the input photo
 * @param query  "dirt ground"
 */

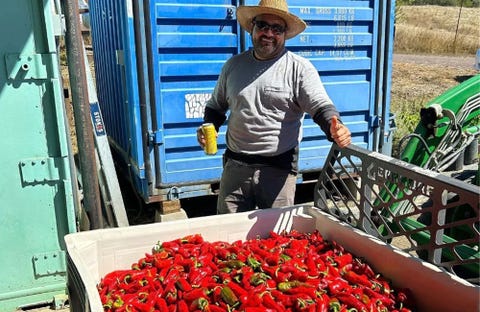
xmin=391 ymin=53 xmax=478 ymax=104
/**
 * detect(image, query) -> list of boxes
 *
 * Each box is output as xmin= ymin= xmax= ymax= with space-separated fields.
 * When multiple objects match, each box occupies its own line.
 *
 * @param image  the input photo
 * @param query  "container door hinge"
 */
xmin=32 ymin=250 xmax=66 ymax=277
xmin=19 ymin=157 xmax=63 ymax=184
xmin=369 ymin=115 xmax=380 ymax=129
xmin=5 ymin=53 xmax=55 ymax=81
xmin=149 ymin=130 xmax=164 ymax=146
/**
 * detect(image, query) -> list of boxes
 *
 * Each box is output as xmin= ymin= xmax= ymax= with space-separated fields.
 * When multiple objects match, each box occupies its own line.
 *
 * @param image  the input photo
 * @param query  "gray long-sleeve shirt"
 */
xmin=205 ymin=48 xmax=339 ymax=157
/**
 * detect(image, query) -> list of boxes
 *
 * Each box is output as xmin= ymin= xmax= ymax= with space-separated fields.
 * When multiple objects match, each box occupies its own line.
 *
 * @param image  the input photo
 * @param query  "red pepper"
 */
xmin=208 ymin=305 xmax=225 ymax=312
xmin=164 ymin=268 xmax=182 ymax=285
xmin=98 ymin=231 xmax=415 ymax=312
xmin=363 ymin=286 xmax=395 ymax=308
xmin=315 ymin=293 xmax=329 ymax=312
xmin=305 ymin=256 xmax=320 ymax=277
xmin=175 ymin=278 xmax=192 ymax=292
xmin=293 ymin=293 xmax=316 ymax=312
xmin=210 ymin=285 xmax=223 ymax=305
xmin=352 ymin=258 xmax=376 ymax=279
xmin=264 ymin=253 xmax=281 ymax=266
xmin=168 ymin=304 xmax=177 ymax=312
xmin=284 ymin=286 xmax=317 ymax=299
xmin=242 ymin=290 xmax=263 ymax=307
xmin=342 ymin=270 xmax=373 ymax=288
xmin=163 ymin=281 xmax=178 ymax=304
xmin=270 ymin=289 xmax=293 ymax=307
xmin=182 ymin=288 xmax=207 ymax=302
xmin=333 ymin=253 xmax=353 ymax=269
xmin=152 ymin=247 xmax=170 ymax=258
xmin=177 ymin=300 xmax=189 ymax=312
xmin=160 ymin=240 xmax=180 ymax=250
xmin=335 ymin=293 xmax=368 ymax=312
xmin=189 ymin=267 xmax=212 ymax=287
xmin=154 ymin=257 xmax=174 ymax=270
xmin=155 ymin=297 xmax=169 ymax=311
xmin=371 ymin=277 xmax=392 ymax=296
xmin=189 ymin=297 xmax=210 ymax=311
xmin=328 ymin=298 xmax=342 ymax=312
xmin=249 ymin=245 xmax=271 ymax=259
xmin=98 ymin=269 xmax=131 ymax=290
xmin=324 ymin=262 xmax=341 ymax=279
xmin=327 ymin=277 xmax=350 ymax=295
xmin=262 ymin=292 xmax=286 ymax=312
xmin=183 ymin=234 xmax=204 ymax=244
xmin=225 ymin=281 xmax=248 ymax=303
xmin=395 ymin=287 xmax=415 ymax=309
xmin=244 ymin=308 xmax=267 ymax=312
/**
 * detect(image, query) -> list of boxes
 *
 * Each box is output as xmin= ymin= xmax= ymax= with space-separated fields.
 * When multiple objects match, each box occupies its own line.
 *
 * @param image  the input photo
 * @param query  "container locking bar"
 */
xmin=149 ymin=129 xmax=164 ymax=145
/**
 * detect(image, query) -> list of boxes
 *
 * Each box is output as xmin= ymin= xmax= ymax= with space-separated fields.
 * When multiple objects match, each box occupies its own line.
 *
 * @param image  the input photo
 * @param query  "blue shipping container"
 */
xmin=89 ymin=0 xmax=395 ymax=203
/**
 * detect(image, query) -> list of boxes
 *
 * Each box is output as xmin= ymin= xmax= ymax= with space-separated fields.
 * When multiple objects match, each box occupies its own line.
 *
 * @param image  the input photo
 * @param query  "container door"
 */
xmin=243 ymin=0 xmax=395 ymax=176
xmin=0 ymin=1 xmax=77 ymax=310
xmin=147 ymin=1 xmax=240 ymax=195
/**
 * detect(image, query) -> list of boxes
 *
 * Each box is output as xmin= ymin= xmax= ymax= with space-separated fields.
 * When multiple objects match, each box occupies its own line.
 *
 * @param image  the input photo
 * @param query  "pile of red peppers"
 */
xmin=98 ymin=230 xmax=415 ymax=312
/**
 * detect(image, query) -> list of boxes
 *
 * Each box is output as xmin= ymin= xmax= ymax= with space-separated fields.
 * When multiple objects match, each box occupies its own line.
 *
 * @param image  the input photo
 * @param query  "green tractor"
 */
xmin=396 ymin=74 xmax=479 ymax=280
xmin=399 ymin=74 xmax=479 ymax=177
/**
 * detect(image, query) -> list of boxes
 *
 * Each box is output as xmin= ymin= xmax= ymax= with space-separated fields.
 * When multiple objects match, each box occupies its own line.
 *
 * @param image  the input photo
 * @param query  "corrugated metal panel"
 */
xmin=89 ymin=0 xmax=144 ymax=177
xmin=89 ymin=0 xmax=395 ymax=202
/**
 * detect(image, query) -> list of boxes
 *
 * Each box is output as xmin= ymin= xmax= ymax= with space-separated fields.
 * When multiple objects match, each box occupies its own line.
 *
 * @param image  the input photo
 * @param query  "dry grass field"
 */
xmin=394 ymin=5 xmax=479 ymax=55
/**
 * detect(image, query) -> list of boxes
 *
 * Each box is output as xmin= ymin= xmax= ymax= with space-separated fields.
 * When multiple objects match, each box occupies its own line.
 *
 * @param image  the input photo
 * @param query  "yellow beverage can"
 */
xmin=202 ymin=123 xmax=217 ymax=155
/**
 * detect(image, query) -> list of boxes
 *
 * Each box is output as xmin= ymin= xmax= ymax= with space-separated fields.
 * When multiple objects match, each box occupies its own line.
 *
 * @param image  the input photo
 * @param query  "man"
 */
xmin=197 ymin=0 xmax=351 ymax=214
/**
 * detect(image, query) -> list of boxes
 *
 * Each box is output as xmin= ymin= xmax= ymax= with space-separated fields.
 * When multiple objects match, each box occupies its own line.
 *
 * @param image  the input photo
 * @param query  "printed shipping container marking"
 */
xmin=90 ymin=102 xmax=106 ymax=136
xmin=185 ymin=93 xmax=211 ymax=119
xmin=298 ymin=7 xmax=357 ymax=20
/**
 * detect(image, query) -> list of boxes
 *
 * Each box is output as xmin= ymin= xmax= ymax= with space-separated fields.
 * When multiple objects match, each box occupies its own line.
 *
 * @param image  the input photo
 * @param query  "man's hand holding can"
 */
xmin=197 ymin=123 xmax=218 ymax=155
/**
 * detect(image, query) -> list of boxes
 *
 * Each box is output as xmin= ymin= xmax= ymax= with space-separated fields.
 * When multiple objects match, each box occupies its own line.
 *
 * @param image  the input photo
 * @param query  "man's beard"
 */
xmin=253 ymin=36 xmax=282 ymax=60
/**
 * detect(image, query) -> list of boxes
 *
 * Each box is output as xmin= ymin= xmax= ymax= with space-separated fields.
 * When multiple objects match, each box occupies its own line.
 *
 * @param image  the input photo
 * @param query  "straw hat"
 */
xmin=237 ymin=0 xmax=307 ymax=39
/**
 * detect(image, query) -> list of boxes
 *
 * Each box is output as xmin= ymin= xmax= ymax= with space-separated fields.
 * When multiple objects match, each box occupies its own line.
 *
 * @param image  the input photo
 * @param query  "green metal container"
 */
xmin=0 ymin=1 xmax=78 ymax=310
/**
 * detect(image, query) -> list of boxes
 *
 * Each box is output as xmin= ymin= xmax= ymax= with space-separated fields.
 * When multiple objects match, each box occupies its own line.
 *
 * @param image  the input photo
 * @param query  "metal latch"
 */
xmin=5 ymin=53 xmax=54 ymax=80
xmin=369 ymin=115 xmax=380 ymax=129
xmin=149 ymin=130 xmax=164 ymax=146
xmin=19 ymin=157 xmax=62 ymax=184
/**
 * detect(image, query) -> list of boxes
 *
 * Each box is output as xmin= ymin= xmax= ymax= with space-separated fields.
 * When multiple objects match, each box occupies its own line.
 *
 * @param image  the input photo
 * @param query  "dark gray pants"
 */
xmin=217 ymin=158 xmax=297 ymax=214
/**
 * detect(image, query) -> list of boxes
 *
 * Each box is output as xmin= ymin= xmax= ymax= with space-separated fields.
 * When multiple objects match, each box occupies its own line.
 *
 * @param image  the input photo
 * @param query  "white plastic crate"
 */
xmin=64 ymin=205 xmax=479 ymax=312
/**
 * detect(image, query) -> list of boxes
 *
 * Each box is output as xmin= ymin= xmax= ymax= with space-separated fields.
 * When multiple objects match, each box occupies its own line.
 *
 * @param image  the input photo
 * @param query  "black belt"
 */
xmin=225 ymin=147 xmax=298 ymax=172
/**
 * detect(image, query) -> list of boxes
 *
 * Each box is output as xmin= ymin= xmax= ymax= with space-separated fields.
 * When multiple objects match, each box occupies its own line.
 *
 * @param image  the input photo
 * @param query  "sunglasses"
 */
xmin=252 ymin=20 xmax=286 ymax=35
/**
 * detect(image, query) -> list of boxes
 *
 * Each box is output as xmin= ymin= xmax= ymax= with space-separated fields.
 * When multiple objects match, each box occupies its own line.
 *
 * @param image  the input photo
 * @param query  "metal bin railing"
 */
xmin=314 ymin=144 xmax=479 ymax=285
